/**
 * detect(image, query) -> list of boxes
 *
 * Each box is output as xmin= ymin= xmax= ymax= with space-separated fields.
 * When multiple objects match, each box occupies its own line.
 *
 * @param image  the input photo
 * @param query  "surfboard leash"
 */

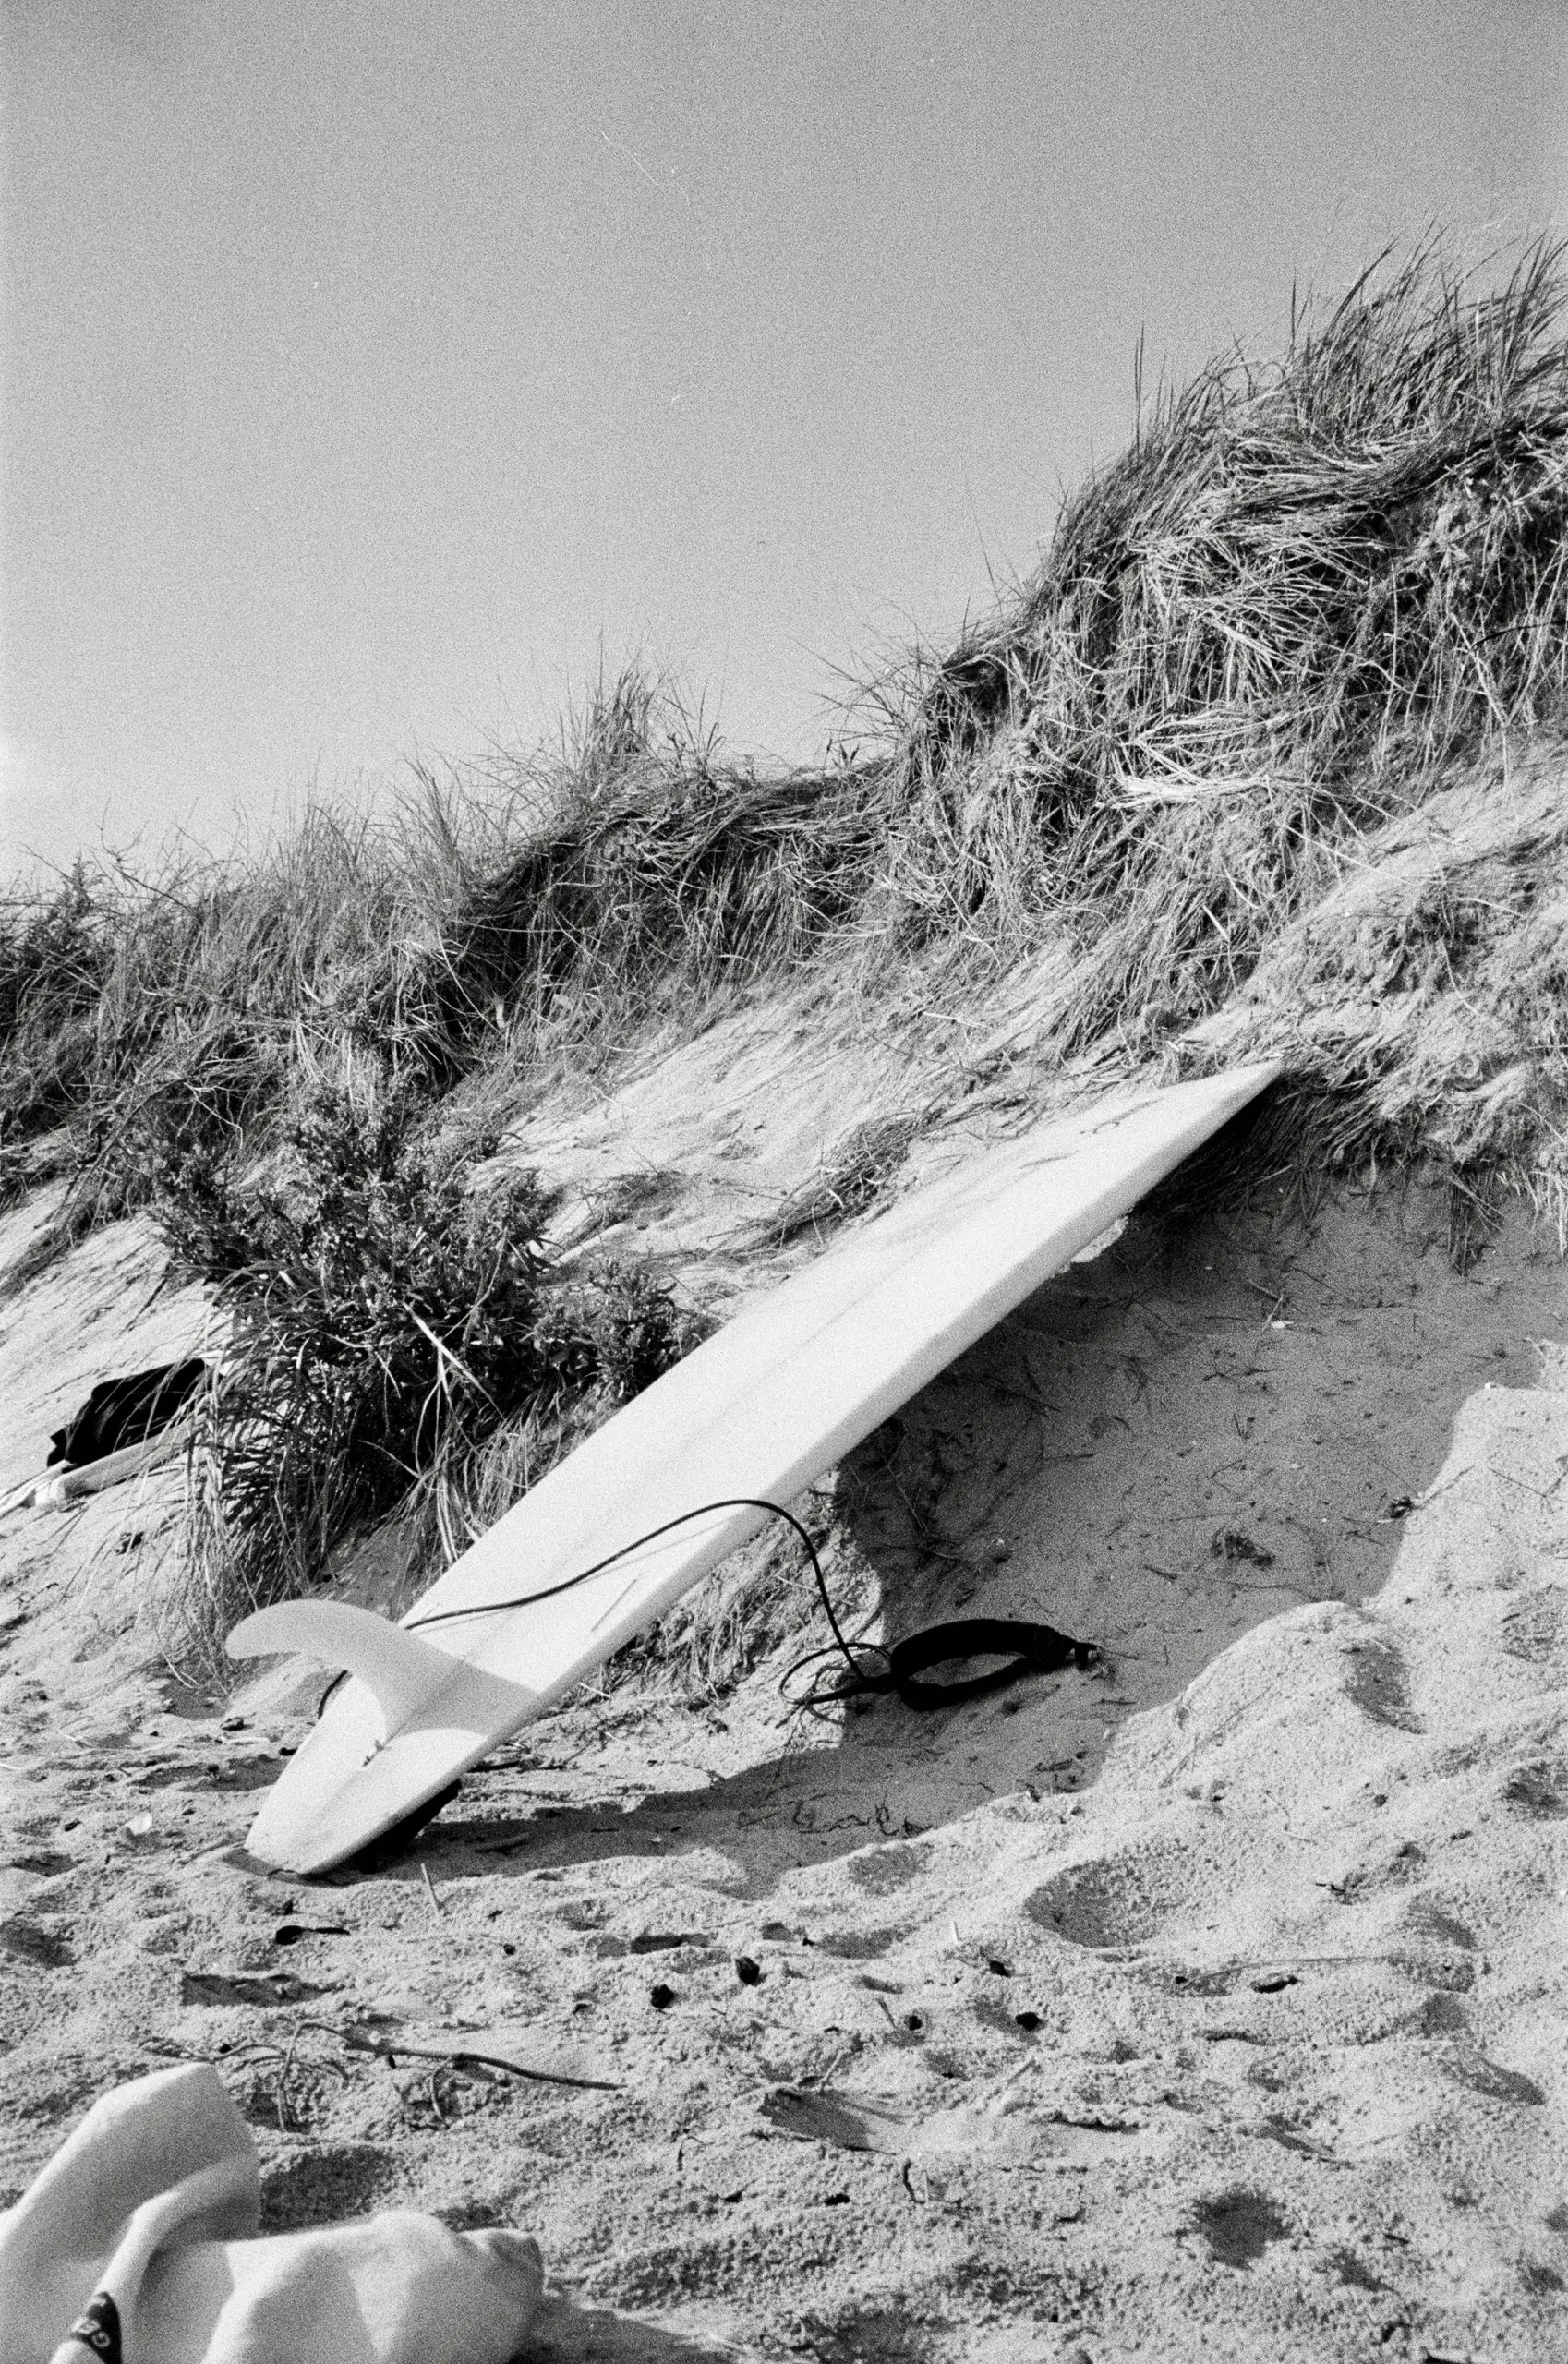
xmin=308 ymin=1495 xmax=1096 ymax=1721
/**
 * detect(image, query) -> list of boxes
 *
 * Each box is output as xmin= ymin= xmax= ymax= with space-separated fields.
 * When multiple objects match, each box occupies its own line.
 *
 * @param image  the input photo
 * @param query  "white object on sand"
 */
xmin=0 ymin=1429 xmax=189 ymax=1518
xmin=0 ymin=2061 xmax=540 ymax=2364
xmin=229 ymin=1062 xmax=1279 ymax=1874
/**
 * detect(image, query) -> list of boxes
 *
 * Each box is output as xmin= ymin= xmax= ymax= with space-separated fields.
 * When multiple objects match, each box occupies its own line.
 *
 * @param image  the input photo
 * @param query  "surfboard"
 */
xmin=228 ymin=1062 xmax=1278 ymax=1872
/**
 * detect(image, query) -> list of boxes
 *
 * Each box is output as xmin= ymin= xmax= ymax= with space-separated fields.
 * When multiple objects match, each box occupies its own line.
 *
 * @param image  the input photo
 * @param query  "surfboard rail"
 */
xmin=231 ymin=1060 xmax=1281 ymax=1871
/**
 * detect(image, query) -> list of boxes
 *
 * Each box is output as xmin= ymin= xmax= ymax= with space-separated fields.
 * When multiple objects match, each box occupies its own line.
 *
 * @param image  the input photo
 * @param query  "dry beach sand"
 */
xmin=1 ymin=1116 xmax=1566 ymax=2364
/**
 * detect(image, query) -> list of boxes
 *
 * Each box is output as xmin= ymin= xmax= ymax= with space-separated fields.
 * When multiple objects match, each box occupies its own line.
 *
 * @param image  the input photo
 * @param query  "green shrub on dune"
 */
xmin=163 ymin=1078 xmax=691 ymax=1654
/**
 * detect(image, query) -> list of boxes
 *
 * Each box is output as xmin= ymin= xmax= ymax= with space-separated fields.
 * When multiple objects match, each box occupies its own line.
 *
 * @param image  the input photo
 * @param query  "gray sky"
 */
xmin=5 ymin=1 xmax=1566 ymax=869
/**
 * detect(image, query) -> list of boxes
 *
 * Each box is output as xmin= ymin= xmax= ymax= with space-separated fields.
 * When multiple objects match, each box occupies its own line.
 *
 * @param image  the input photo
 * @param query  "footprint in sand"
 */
xmin=1025 ymin=1851 xmax=1171 ymax=1950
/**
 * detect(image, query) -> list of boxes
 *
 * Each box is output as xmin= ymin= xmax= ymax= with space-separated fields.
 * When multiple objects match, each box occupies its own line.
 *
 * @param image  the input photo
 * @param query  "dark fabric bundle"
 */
xmin=47 ymin=1358 xmax=207 ymax=1468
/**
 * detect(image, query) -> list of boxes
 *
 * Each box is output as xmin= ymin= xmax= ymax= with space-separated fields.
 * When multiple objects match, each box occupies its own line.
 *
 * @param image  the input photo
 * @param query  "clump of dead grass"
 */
xmin=735 ymin=1114 xmax=923 ymax=1253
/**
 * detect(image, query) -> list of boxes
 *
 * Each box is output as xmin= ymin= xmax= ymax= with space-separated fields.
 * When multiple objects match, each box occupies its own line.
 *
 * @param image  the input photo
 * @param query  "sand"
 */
xmin=1 ymin=1152 xmax=1566 ymax=2362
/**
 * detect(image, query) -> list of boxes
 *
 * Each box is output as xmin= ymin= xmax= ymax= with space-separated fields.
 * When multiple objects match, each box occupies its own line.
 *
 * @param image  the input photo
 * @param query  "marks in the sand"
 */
xmin=843 ymin=1842 xmax=929 ymax=1896
xmin=127 ymin=1755 xmax=270 ymax=1793
xmin=809 ymin=1925 xmax=905 ymax=1960
xmin=1387 ymin=1944 xmax=1473 ymax=1996
xmin=1025 ymin=1851 xmax=1167 ymax=1950
xmin=1501 ymin=1586 xmax=1567 ymax=1665
xmin=1400 ymin=1991 xmax=1470 ymax=2038
xmin=771 ymin=2298 xmax=936 ymax=2364
xmin=1327 ymin=2244 xmax=1388 ymax=2293
xmin=1341 ymin=1630 xmax=1424 ymax=1733
xmin=1388 ymin=1896 xmax=1478 ymax=1995
xmin=2 ymin=2062 xmax=107 ymax=2127
xmin=1253 ymin=2116 xmax=1343 ymax=2167
xmin=180 ymin=1968 xmax=335 ymax=2008
xmin=970 ymin=1992 xmax=1045 ymax=2041
xmin=1444 ymin=2050 xmax=1547 ymax=2108
xmin=0 ymin=1913 xmax=75 ymax=1968
xmin=1400 ymin=1899 xmax=1477 ymax=1951
xmin=1 ymin=1847 xmax=73 ymax=1877
xmin=194 ymin=1754 xmax=295 ymax=1795
xmin=1188 ymin=2185 xmax=1288 ymax=2269
xmin=1381 ymin=1924 xmax=1547 ymax=2105
xmin=1160 ymin=1962 xmax=1241 ymax=1997
xmin=1324 ymin=1838 xmax=1428 ymax=1908
xmin=1502 ymin=1755 xmax=1568 ymax=1816
xmin=258 ymin=2141 xmax=397 ymax=2232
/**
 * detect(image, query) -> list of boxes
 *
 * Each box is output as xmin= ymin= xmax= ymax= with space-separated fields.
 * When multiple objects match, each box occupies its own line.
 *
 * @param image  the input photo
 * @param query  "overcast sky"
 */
xmin=5 ymin=1 xmax=1566 ymax=871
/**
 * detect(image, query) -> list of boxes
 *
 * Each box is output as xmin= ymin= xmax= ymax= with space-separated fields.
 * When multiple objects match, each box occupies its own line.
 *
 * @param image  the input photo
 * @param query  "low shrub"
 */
xmin=160 ymin=1079 xmax=694 ymax=1657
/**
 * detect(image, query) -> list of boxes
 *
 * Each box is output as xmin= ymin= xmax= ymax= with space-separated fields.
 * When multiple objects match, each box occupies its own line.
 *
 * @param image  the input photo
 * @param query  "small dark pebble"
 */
xmin=824 ymin=2191 xmax=850 ymax=2206
xmin=1015 ymin=2011 xmax=1043 ymax=2032
xmin=1250 ymin=1972 xmax=1299 ymax=1995
xmin=986 ymin=1957 xmax=1012 ymax=1977
xmin=501 ymin=1943 xmax=516 ymax=1957
xmin=735 ymin=1955 xmax=763 ymax=1986
xmin=649 ymin=1983 xmax=677 ymax=2010
xmin=905 ymin=2012 xmax=923 ymax=2032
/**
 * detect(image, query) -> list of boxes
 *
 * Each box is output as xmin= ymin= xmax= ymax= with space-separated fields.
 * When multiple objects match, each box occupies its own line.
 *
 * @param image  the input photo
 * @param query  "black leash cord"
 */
xmin=405 ymin=1496 xmax=844 ymax=1644
xmin=316 ymin=1495 xmax=1095 ymax=1720
xmin=316 ymin=1498 xmax=856 ymax=1721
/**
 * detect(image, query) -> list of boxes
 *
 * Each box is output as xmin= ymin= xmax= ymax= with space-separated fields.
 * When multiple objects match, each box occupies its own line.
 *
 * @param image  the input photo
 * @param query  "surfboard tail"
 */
xmin=226 ymin=1599 xmax=460 ymax=1738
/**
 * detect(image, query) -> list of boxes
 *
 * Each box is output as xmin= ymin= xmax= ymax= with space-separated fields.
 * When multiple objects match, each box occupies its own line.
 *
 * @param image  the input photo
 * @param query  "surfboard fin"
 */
xmin=226 ymin=1599 xmax=456 ymax=1734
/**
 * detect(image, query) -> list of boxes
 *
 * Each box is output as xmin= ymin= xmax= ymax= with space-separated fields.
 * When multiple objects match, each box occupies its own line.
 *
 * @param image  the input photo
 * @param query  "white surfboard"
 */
xmin=228 ymin=1063 xmax=1278 ymax=1872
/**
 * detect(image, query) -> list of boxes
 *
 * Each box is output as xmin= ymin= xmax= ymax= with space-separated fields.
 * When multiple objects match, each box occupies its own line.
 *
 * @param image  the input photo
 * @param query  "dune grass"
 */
xmin=5 ymin=237 xmax=1568 ymax=1658
xmin=9 ymin=241 xmax=1568 ymax=1188
xmin=864 ymin=241 xmax=1568 ymax=1053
